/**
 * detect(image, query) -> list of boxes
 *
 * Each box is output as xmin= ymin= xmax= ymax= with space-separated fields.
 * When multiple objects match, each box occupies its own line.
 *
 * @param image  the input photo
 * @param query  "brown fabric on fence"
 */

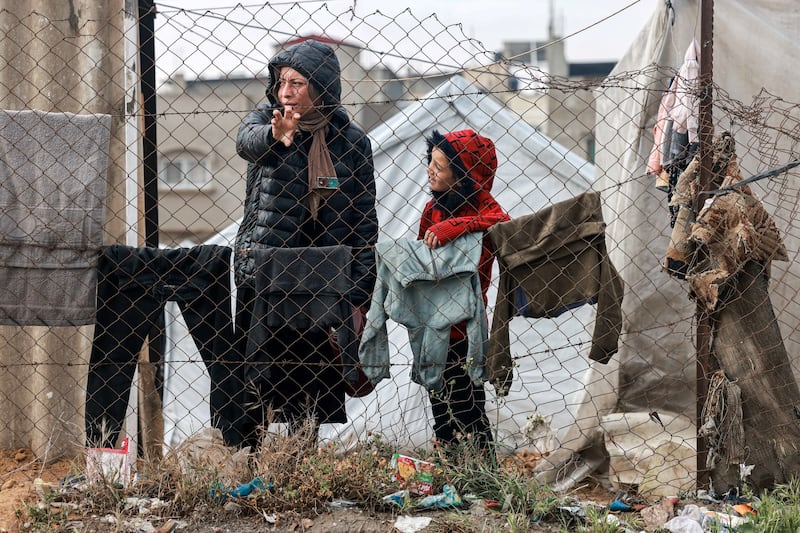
xmin=709 ymin=260 xmax=800 ymax=491
xmin=700 ymin=370 xmax=745 ymax=471
xmin=688 ymin=157 xmax=788 ymax=311
xmin=664 ymin=131 xmax=740 ymax=281
xmin=668 ymin=133 xmax=800 ymax=490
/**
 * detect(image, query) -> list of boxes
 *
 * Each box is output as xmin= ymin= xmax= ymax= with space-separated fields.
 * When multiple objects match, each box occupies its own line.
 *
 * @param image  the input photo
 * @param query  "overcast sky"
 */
xmin=346 ymin=0 xmax=661 ymax=61
xmin=155 ymin=0 xmax=661 ymax=80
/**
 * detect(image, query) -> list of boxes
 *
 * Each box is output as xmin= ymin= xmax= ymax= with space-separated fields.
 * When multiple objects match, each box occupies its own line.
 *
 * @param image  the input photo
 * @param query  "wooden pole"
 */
xmin=695 ymin=0 xmax=714 ymax=490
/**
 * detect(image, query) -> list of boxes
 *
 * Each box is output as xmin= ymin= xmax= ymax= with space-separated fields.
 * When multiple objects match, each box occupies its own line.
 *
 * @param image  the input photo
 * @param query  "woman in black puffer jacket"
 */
xmin=231 ymin=39 xmax=378 ymax=449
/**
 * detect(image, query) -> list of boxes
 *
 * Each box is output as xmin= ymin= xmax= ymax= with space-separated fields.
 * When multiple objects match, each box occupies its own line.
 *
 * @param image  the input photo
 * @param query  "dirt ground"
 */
xmin=0 ymin=448 xmax=74 ymax=532
xmin=0 ymin=448 xmax=614 ymax=532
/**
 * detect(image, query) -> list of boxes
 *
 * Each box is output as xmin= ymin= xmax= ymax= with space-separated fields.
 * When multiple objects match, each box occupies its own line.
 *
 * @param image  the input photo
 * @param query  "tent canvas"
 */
xmin=536 ymin=0 xmax=800 ymax=488
xmin=600 ymin=0 xmax=800 ymax=407
xmin=161 ymin=74 xmax=600 ymax=453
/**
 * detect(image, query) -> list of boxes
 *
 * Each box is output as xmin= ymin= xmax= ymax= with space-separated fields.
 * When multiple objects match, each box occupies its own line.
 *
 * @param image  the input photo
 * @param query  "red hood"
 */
xmin=442 ymin=129 xmax=498 ymax=193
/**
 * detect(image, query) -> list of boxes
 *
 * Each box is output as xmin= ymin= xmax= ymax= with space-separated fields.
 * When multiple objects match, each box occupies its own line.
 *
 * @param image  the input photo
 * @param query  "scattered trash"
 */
xmin=154 ymin=518 xmax=179 ymax=533
xmin=696 ymin=489 xmax=720 ymax=503
xmin=733 ymin=502 xmax=756 ymax=516
xmin=462 ymin=494 xmax=487 ymax=516
xmin=383 ymin=484 xmax=463 ymax=511
xmin=417 ymin=484 xmax=462 ymax=509
xmin=663 ymin=503 xmax=752 ymax=532
xmin=382 ymin=490 xmax=410 ymax=507
xmin=703 ymin=510 xmax=747 ymax=529
xmin=393 ymin=515 xmax=432 ymax=533
xmin=664 ymin=515 xmax=704 ymax=533
xmin=209 ymin=476 xmax=270 ymax=504
xmin=722 ymin=485 xmax=751 ymax=504
xmin=640 ymin=499 xmax=675 ymax=530
xmin=484 ymin=499 xmax=500 ymax=509
xmin=86 ymin=437 xmax=132 ymax=488
xmin=391 ymin=453 xmax=436 ymax=495
xmin=608 ymin=499 xmax=632 ymax=512
xmin=59 ymin=472 xmax=86 ymax=489
xmin=608 ymin=491 xmax=647 ymax=512
xmin=33 ymin=477 xmax=56 ymax=496
xmin=48 ymin=501 xmax=79 ymax=512
xmin=327 ymin=498 xmax=359 ymax=509
xmin=739 ymin=463 xmax=755 ymax=482
xmin=124 ymin=497 xmax=170 ymax=515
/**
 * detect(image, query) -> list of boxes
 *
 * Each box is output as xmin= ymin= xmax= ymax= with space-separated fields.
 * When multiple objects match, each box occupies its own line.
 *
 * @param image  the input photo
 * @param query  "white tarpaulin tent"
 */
xmin=161 ymin=74 xmax=600 ymax=453
xmin=535 ymin=0 xmax=800 ymax=490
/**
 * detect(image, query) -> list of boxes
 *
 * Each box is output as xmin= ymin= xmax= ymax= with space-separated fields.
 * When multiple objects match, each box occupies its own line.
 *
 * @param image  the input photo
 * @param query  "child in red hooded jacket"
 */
xmin=419 ymin=129 xmax=510 ymax=452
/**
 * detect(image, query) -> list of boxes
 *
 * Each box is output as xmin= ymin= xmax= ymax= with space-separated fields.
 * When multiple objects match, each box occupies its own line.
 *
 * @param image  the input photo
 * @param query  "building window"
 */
xmin=159 ymin=152 xmax=211 ymax=189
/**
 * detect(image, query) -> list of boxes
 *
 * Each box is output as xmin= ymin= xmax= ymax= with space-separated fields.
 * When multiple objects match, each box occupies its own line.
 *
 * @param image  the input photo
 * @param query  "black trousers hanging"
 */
xmin=85 ymin=244 xmax=242 ymax=448
xmin=428 ymin=337 xmax=493 ymax=451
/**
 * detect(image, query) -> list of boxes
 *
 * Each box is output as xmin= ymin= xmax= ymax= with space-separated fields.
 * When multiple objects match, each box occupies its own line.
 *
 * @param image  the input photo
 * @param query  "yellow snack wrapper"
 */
xmin=390 ymin=453 xmax=435 ymax=495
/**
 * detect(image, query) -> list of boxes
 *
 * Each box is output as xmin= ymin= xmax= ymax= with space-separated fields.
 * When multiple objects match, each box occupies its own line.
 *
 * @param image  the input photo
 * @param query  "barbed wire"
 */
xmin=154 ymin=1 xmax=660 ymax=83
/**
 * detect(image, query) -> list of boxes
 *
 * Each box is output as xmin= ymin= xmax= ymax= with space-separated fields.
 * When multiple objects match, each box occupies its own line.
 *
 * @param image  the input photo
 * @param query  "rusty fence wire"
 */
xmin=1 ymin=1 xmax=799 ymax=497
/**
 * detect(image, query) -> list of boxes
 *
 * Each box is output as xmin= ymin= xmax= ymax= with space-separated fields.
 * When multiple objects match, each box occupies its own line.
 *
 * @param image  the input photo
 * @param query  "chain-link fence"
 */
xmin=1 ymin=1 xmax=799 ymax=497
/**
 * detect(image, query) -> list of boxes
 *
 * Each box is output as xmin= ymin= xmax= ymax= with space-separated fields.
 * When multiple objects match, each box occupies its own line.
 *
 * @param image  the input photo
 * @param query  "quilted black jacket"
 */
xmin=233 ymin=40 xmax=378 ymax=306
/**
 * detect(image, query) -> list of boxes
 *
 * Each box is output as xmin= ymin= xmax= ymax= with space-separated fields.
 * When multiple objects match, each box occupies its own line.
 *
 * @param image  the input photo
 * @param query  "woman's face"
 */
xmin=276 ymin=67 xmax=314 ymax=115
xmin=427 ymin=147 xmax=458 ymax=192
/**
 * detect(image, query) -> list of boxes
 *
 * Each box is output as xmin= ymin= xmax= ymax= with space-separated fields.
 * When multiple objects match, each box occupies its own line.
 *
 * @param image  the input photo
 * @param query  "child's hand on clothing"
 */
xmin=423 ymin=229 xmax=441 ymax=248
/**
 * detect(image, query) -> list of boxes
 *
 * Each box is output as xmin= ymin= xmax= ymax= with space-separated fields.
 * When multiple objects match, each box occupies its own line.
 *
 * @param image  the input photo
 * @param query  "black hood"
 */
xmin=266 ymin=39 xmax=343 ymax=114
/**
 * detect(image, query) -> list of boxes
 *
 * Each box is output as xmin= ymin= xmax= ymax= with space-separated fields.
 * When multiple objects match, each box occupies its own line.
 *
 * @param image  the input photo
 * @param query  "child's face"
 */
xmin=427 ymin=147 xmax=458 ymax=193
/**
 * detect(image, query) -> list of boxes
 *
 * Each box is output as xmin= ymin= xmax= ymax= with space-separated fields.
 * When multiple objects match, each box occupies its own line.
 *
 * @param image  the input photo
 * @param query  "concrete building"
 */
xmin=156 ymin=35 xmax=409 ymax=246
xmin=157 ymin=74 xmax=262 ymax=246
xmin=462 ymin=24 xmax=614 ymax=163
xmin=156 ymin=32 xmax=614 ymax=245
